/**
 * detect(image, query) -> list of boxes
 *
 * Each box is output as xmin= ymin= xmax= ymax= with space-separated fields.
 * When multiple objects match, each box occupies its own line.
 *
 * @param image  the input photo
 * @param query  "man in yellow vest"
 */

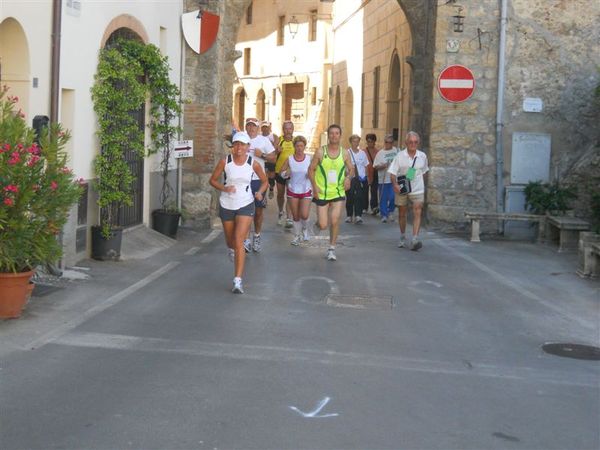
xmin=274 ymin=120 xmax=295 ymax=227
xmin=308 ymin=124 xmax=354 ymax=261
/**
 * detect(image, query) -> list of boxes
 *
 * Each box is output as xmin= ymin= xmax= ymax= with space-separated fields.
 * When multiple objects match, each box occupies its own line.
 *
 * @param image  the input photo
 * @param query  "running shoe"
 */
xmin=326 ymin=248 xmax=337 ymax=261
xmin=355 ymin=216 xmax=363 ymax=224
xmin=345 ymin=216 xmax=353 ymax=223
xmin=371 ymin=207 xmax=379 ymax=216
xmin=381 ymin=216 xmax=388 ymax=223
xmin=397 ymin=238 xmax=406 ymax=248
xmin=243 ymin=238 xmax=251 ymax=253
xmin=252 ymin=234 xmax=262 ymax=252
xmin=285 ymin=218 xmax=294 ymax=229
xmin=228 ymin=248 xmax=235 ymax=261
xmin=232 ymin=277 xmax=244 ymax=294
xmin=411 ymin=239 xmax=423 ymax=251
xmin=291 ymin=235 xmax=301 ymax=246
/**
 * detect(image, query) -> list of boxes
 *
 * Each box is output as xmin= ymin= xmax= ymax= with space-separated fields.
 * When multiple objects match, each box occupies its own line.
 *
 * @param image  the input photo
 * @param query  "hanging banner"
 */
xmin=181 ymin=10 xmax=220 ymax=55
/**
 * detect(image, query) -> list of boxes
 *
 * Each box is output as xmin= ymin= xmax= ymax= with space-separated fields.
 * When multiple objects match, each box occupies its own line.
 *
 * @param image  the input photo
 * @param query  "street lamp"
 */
xmin=288 ymin=16 xmax=299 ymax=39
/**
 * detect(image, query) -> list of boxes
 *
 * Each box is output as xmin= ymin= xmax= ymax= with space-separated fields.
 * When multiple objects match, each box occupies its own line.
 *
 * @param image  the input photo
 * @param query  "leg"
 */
xmin=276 ymin=180 xmax=286 ymax=216
xmin=316 ymin=203 xmax=330 ymax=230
xmin=222 ymin=220 xmax=236 ymax=250
xmin=345 ymin=187 xmax=354 ymax=219
xmin=328 ymin=200 xmax=344 ymax=247
xmin=288 ymin=197 xmax=300 ymax=221
xmin=412 ymin=201 xmax=423 ymax=237
xmin=254 ymin=206 xmax=264 ymax=234
xmin=233 ymin=215 xmax=253 ymax=278
xmin=378 ymin=184 xmax=387 ymax=218
xmin=386 ymin=184 xmax=396 ymax=216
xmin=299 ymin=198 xmax=311 ymax=221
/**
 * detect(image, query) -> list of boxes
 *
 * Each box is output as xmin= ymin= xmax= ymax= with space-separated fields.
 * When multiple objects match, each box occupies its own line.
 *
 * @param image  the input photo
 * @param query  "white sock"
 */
xmin=301 ymin=219 xmax=309 ymax=230
xmin=293 ymin=221 xmax=302 ymax=236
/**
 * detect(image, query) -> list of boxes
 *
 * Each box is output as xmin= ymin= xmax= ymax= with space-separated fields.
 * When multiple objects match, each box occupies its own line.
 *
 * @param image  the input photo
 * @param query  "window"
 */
xmin=311 ymin=87 xmax=317 ymax=106
xmin=372 ymin=66 xmax=380 ymax=128
xmin=272 ymin=88 xmax=277 ymax=105
xmin=361 ymin=73 xmax=365 ymax=128
xmin=309 ymin=10 xmax=317 ymax=42
xmin=243 ymin=48 xmax=251 ymax=75
xmin=277 ymin=16 xmax=285 ymax=46
xmin=246 ymin=2 xmax=253 ymax=25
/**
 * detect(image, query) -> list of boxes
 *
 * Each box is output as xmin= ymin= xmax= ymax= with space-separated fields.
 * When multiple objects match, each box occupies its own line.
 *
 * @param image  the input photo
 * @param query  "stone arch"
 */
xmin=386 ymin=51 xmax=401 ymax=142
xmin=256 ymin=88 xmax=266 ymax=121
xmin=0 ymin=17 xmax=31 ymax=118
xmin=344 ymin=87 xmax=354 ymax=137
xmin=100 ymin=14 xmax=149 ymax=48
xmin=334 ymin=85 xmax=341 ymax=126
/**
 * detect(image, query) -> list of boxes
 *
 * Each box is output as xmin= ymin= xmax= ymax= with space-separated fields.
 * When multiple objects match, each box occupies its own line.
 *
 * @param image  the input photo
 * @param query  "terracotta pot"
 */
xmin=0 ymin=271 xmax=34 ymax=319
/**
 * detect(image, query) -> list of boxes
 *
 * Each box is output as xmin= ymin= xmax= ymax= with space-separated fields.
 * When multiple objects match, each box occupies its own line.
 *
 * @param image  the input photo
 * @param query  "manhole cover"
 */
xmin=32 ymin=284 xmax=62 ymax=298
xmin=542 ymin=343 xmax=600 ymax=361
xmin=325 ymin=294 xmax=392 ymax=310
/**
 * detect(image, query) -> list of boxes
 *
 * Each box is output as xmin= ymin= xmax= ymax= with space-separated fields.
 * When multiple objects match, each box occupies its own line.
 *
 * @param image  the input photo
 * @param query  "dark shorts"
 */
xmin=219 ymin=202 xmax=255 ymax=221
xmin=275 ymin=173 xmax=287 ymax=185
xmin=251 ymin=179 xmax=267 ymax=208
xmin=312 ymin=196 xmax=345 ymax=207
xmin=265 ymin=162 xmax=276 ymax=172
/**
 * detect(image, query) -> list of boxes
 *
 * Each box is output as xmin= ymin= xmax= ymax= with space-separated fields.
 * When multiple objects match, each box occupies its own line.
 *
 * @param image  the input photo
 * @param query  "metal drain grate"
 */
xmin=542 ymin=343 xmax=600 ymax=361
xmin=325 ymin=294 xmax=393 ymax=310
xmin=32 ymin=284 xmax=63 ymax=298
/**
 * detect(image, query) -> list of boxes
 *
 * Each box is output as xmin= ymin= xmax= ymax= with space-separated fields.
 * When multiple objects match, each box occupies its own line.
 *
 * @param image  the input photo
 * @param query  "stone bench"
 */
xmin=464 ymin=211 xmax=546 ymax=243
xmin=546 ymin=215 xmax=590 ymax=253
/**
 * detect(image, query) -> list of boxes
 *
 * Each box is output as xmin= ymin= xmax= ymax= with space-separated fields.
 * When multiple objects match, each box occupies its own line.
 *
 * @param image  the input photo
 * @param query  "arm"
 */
xmin=209 ymin=159 xmax=235 ymax=193
xmin=342 ymin=151 xmax=354 ymax=191
xmin=252 ymin=161 xmax=269 ymax=201
xmin=307 ymin=147 xmax=323 ymax=200
xmin=279 ymin=158 xmax=290 ymax=179
xmin=389 ymin=158 xmax=401 ymax=194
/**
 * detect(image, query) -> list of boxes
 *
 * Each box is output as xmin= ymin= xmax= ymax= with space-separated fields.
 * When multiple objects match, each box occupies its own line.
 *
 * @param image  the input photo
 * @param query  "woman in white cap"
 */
xmin=209 ymin=132 xmax=268 ymax=293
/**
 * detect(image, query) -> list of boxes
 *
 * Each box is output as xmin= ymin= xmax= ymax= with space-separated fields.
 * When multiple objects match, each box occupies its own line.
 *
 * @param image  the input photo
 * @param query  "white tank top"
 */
xmin=287 ymin=154 xmax=312 ymax=194
xmin=220 ymin=155 xmax=255 ymax=210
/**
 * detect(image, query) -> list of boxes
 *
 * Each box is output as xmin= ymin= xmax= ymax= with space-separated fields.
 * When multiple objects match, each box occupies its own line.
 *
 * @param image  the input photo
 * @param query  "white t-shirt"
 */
xmin=220 ymin=155 xmax=255 ymax=210
xmin=287 ymin=154 xmax=312 ymax=195
xmin=373 ymin=147 xmax=399 ymax=183
xmin=347 ymin=148 xmax=370 ymax=180
xmin=247 ymin=134 xmax=275 ymax=175
xmin=388 ymin=149 xmax=429 ymax=194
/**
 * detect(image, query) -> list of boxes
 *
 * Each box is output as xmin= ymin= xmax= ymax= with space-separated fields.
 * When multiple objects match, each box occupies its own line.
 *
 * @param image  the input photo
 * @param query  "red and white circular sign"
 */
xmin=437 ymin=65 xmax=475 ymax=103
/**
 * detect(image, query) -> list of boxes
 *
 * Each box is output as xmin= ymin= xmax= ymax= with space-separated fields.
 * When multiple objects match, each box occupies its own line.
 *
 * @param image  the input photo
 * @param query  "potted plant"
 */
xmin=577 ymin=190 xmax=600 ymax=278
xmin=91 ymin=39 xmax=183 ymax=252
xmin=0 ymin=87 xmax=82 ymax=318
xmin=524 ymin=180 xmax=577 ymax=216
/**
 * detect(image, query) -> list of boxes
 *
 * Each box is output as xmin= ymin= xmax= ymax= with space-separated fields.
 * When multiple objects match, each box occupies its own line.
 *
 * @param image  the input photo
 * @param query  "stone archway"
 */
xmin=0 ymin=18 xmax=30 ymax=118
xmin=256 ymin=89 xmax=266 ymax=121
xmin=386 ymin=52 xmax=401 ymax=142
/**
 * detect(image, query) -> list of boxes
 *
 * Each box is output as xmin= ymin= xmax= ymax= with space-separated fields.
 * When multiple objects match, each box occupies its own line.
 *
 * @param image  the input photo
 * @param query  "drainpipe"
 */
xmin=495 ymin=0 xmax=508 ymax=228
xmin=50 ymin=0 xmax=62 ymax=123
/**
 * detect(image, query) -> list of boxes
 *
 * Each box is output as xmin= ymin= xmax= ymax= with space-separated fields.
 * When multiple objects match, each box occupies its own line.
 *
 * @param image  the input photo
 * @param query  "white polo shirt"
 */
xmin=247 ymin=134 xmax=275 ymax=177
xmin=388 ymin=149 xmax=429 ymax=194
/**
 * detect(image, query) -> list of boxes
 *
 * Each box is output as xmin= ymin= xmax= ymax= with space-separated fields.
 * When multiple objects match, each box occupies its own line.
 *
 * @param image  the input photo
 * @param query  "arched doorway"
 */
xmin=344 ymin=87 xmax=354 ymax=137
xmin=103 ymin=27 xmax=146 ymax=228
xmin=386 ymin=52 xmax=401 ymax=142
xmin=334 ymin=86 xmax=341 ymax=126
xmin=0 ymin=18 xmax=30 ymax=118
xmin=256 ymin=89 xmax=266 ymax=121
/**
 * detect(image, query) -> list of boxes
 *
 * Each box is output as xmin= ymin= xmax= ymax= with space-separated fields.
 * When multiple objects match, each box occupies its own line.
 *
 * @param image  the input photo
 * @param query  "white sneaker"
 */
xmin=232 ymin=277 xmax=244 ymax=294
xmin=345 ymin=216 xmax=353 ymax=223
xmin=277 ymin=212 xmax=284 ymax=226
xmin=326 ymin=248 xmax=337 ymax=261
xmin=381 ymin=216 xmax=388 ymax=223
xmin=291 ymin=235 xmax=301 ymax=246
xmin=302 ymin=227 xmax=310 ymax=241
xmin=355 ymin=216 xmax=363 ymax=224
xmin=397 ymin=238 xmax=406 ymax=248
xmin=285 ymin=218 xmax=294 ymax=229
xmin=252 ymin=234 xmax=262 ymax=252
xmin=243 ymin=238 xmax=251 ymax=253
xmin=411 ymin=239 xmax=423 ymax=251
xmin=228 ymin=248 xmax=235 ymax=261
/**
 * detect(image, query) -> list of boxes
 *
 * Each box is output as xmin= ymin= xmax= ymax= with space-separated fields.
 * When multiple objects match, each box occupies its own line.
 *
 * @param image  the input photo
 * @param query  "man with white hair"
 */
xmin=389 ymin=131 xmax=429 ymax=251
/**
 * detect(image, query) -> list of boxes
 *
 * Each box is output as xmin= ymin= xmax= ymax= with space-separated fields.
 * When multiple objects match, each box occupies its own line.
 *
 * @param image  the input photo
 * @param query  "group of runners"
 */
xmin=210 ymin=119 xmax=429 ymax=294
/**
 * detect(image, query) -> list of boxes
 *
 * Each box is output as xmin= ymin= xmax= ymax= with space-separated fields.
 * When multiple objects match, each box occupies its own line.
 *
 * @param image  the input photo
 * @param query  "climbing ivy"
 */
xmin=91 ymin=38 xmax=182 ymax=237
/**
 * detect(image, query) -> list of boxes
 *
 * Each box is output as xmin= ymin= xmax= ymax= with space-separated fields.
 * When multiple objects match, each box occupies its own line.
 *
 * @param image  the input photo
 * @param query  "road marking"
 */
xmin=432 ymin=239 xmax=595 ymax=331
xmin=289 ymin=397 xmax=339 ymax=418
xmin=185 ymin=247 xmax=201 ymax=255
xmin=26 ymin=262 xmax=180 ymax=350
xmin=52 ymin=331 xmax=598 ymax=387
xmin=201 ymin=229 xmax=221 ymax=244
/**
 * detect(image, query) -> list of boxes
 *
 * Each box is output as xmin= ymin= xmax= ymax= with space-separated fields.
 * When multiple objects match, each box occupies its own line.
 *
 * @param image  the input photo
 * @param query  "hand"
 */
xmin=313 ymin=188 xmax=320 ymax=200
xmin=343 ymin=177 xmax=351 ymax=192
xmin=392 ymin=184 xmax=401 ymax=194
xmin=224 ymin=185 xmax=236 ymax=194
xmin=255 ymin=191 xmax=263 ymax=201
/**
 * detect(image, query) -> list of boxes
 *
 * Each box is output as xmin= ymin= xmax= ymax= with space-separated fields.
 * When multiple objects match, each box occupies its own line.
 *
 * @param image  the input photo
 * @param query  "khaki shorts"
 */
xmin=395 ymin=192 xmax=425 ymax=207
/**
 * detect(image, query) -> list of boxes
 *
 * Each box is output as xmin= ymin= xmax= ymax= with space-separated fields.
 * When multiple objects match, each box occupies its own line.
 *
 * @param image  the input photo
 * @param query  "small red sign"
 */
xmin=437 ymin=65 xmax=475 ymax=103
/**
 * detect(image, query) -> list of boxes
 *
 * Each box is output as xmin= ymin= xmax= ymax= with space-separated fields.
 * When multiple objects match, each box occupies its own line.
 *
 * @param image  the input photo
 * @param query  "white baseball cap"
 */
xmin=232 ymin=131 xmax=251 ymax=144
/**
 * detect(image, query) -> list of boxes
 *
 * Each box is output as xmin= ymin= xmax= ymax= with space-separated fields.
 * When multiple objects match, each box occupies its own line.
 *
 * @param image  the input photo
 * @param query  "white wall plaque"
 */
xmin=510 ymin=132 xmax=551 ymax=184
xmin=523 ymin=97 xmax=543 ymax=112
xmin=173 ymin=140 xmax=194 ymax=159
xmin=446 ymin=39 xmax=460 ymax=53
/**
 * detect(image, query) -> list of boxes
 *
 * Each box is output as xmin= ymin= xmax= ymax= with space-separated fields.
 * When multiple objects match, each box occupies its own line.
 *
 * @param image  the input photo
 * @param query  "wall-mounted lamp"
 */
xmin=288 ymin=16 xmax=299 ymax=38
xmin=452 ymin=6 xmax=465 ymax=33
xmin=197 ymin=0 xmax=209 ymax=18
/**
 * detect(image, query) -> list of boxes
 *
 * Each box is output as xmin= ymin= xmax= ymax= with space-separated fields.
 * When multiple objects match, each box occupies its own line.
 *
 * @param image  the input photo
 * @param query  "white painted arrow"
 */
xmin=289 ymin=397 xmax=339 ymax=418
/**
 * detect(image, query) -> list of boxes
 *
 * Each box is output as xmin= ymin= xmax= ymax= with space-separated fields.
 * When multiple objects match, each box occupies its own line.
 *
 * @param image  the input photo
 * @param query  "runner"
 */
xmin=278 ymin=135 xmax=312 ymax=245
xmin=209 ymin=132 xmax=268 ymax=293
xmin=245 ymin=117 xmax=276 ymax=252
xmin=308 ymin=124 xmax=354 ymax=261
xmin=372 ymin=133 xmax=400 ymax=223
xmin=345 ymin=134 xmax=369 ymax=224
xmin=261 ymin=121 xmax=278 ymax=199
xmin=365 ymin=133 xmax=380 ymax=215
xmin=274 ymin=120 xmax=295 ymax=228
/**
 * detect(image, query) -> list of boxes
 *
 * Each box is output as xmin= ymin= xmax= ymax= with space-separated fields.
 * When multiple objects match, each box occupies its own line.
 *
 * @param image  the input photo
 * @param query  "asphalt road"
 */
xmin=1 ymin=209 xmax=599 ymax=450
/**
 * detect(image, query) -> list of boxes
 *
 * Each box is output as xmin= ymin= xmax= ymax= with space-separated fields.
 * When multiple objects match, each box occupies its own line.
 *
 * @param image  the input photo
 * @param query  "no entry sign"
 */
xmin=437 ymin=65 xmax=475 ymax=103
